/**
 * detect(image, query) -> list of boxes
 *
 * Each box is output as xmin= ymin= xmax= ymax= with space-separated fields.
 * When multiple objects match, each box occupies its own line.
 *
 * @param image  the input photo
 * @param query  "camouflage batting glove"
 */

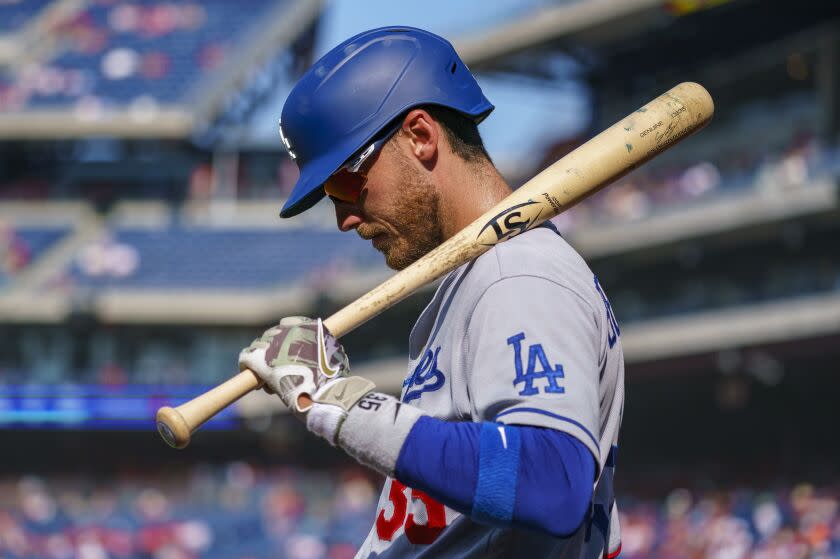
xmin=238 ymin=317 xmax=349 ymax=413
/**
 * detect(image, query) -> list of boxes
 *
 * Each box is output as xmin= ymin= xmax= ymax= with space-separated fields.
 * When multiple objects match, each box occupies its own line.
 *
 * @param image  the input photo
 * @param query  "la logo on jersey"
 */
xmin=403 ymin=346 xmax=446 ymax=402
xmin=507 ymin=332 xmax=565 ymax=396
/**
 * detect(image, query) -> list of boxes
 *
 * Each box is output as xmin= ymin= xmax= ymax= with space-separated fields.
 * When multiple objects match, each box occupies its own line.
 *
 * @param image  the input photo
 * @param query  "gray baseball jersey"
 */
xmin=355 ymin=223 xmax=624 ymax=559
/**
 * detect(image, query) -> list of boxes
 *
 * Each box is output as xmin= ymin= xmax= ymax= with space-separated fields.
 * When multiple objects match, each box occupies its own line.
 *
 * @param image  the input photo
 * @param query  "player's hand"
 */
xmin=238 ymin=317 xmax=349 ymax=413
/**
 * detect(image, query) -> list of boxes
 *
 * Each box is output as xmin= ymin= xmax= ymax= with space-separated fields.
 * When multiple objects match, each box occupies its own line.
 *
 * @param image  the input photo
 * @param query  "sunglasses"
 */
xmin=324 ymin=122 xmax=402 ymax=204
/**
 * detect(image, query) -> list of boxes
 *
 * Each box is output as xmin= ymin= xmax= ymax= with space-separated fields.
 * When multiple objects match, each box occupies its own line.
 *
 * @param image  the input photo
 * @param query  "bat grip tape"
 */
xmin=471 ymin=422 xmax=521 ymax=525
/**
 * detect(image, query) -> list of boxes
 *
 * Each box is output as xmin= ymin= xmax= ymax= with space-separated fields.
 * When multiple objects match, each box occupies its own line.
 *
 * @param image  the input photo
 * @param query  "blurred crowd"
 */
xmin=0 ymin=0 xmax=262 ymax=111
xmin=0 ymin=463 xmax=837 ymax=559
xmin=552 ymin=130 xmax=836 ymax=231
xmin=0 ymin=463 xmax=378 ymax=559
xmin=620 ymin=484 xmax=840 ymax=559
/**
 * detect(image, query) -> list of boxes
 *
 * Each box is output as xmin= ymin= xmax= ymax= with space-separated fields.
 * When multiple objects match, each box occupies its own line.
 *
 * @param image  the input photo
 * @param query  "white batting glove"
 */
xmin=238 ymin=316 xmax=349 ymax=412
xmin=306 ymin=376 xmax=427 ymax=476
xmin=305 ymin=376 xmax=378 ymax=444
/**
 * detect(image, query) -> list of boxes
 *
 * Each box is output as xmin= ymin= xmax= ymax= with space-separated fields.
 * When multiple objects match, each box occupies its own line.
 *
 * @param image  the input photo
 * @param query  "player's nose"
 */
xmin=334 ymin=201 xmax=364 ymax=232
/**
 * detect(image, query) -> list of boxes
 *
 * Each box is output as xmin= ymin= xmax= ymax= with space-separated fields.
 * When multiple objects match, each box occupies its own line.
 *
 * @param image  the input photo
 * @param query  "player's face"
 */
xmin=330 ymin=136 xmax=443 ymax=270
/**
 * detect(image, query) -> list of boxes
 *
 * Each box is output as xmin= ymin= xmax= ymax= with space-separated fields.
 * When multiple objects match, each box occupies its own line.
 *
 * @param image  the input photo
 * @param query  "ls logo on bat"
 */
xmin=402 ymin=346 xmax=446 ymax=403
xmin=476 ymin=200 xmax=544 ymax=246
xmin=507 ymin=332 xmax=565 ymax=396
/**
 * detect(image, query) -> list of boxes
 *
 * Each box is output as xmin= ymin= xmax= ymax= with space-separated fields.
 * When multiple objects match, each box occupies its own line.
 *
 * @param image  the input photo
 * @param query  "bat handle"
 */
xmin=156 ymin=369 xmax=262 ymax=449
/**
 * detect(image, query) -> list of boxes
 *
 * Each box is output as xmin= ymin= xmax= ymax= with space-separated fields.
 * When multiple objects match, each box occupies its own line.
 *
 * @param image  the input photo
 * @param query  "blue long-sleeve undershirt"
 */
xmin=394 ymin=416 xmax=595 ymax=537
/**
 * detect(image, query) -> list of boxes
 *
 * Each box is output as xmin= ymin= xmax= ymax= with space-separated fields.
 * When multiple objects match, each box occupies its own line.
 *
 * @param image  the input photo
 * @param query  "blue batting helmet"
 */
xmin=278 ymin=26 xmax=494 ymax=218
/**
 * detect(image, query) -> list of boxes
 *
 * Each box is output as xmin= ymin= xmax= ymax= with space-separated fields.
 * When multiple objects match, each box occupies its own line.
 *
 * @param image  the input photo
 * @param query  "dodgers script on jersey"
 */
xmin=355 ymin=222 xmax=625 ymax=559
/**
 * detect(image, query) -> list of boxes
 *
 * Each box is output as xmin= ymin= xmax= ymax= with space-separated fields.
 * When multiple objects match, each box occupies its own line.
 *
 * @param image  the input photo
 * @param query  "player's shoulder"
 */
xmin=472 ymin=222 xmax=591 ymax=281
xmin=462 ymin=222 xmax=596 ymax=297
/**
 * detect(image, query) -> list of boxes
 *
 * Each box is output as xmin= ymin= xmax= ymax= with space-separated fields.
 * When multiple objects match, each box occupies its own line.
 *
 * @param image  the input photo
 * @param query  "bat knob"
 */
xmin=156 ymin=406 xmax=191 ymax=449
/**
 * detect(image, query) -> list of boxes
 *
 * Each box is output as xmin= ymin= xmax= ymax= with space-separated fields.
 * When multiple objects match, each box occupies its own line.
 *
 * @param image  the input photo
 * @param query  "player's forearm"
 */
xmin=307 ymin=387 xmax=594 ymax=537
xmin=395 ymin=417 xmax=595 ymax=537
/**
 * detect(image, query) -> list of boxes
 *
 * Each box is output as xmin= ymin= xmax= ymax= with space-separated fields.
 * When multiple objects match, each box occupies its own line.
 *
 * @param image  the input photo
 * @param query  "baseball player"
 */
xmin=239 ymin=27 xmax=624 ymax=558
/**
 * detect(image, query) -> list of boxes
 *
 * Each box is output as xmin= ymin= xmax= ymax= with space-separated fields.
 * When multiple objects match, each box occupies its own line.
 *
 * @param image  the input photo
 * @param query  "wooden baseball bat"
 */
xmin=156 ymin=82 xmax=714 ymax=448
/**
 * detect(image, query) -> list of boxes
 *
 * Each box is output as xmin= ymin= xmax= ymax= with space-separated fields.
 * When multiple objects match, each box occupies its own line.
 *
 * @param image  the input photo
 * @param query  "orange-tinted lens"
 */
xmin=324 ymin=169 xmax=364 ymax=203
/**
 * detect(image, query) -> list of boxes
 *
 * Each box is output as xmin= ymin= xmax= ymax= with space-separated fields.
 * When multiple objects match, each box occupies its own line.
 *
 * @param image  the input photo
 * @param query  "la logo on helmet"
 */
xmin=278 ymin=118 xmax=297 ymax=160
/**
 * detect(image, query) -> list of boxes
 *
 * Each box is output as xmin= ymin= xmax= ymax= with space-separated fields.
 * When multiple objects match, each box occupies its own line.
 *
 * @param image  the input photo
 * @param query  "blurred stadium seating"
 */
xmin=68 ymin=226 xmax=380 ymax=289
xmin=552 ymin=91 xmax=837 ymax=228
xmin=619 ymin=484 xmax=839 ymax=558
xmin=0 ymin=463 xmax=836 ymax=559
xmin=0 ymin=0 xmax=280 ymax=110
xmin=0 ymin=462 xmax=380 ymax=559
xmin=0 ymin=225 xmax=69 ymax=285
xmin=0 ymin=0 xmax=52 ymax=34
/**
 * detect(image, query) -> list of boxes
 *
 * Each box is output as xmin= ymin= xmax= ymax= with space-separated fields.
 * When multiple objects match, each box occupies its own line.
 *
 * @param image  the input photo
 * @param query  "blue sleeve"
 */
xmin=394 ymin=416 xmax=595 ymax=537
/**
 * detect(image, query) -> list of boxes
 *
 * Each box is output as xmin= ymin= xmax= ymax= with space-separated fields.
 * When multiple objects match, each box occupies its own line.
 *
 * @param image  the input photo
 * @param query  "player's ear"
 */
xmin=402 ymin=109 xmax=438 ymax=164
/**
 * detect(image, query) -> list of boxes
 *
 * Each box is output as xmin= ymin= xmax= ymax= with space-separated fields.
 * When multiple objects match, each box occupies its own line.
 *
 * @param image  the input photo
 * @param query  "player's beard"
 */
xmin=356 ymin=149 xmax=443 ymax=271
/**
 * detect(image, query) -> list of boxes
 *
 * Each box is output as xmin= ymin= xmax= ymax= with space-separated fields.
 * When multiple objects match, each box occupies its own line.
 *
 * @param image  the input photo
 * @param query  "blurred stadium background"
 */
xmin=0 ymin=0 xmax=838 ymax=557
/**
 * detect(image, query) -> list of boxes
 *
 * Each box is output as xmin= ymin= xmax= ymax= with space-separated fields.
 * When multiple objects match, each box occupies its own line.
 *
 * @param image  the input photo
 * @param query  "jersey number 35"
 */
xmin=376 ymin=479 xmax=446 ymax=545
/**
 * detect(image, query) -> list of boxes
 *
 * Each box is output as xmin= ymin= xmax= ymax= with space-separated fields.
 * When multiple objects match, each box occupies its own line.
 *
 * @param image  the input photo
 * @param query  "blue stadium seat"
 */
xmin=0 ymin=226 xmax=69 ymax=285
xmin=70 ymin=226 xmax=385 ymax=289
xmin=0 ymin=0 xmax=51 ymax=34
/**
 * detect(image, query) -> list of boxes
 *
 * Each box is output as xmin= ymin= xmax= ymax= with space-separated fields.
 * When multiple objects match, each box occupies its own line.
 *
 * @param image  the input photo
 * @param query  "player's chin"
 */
xmin=381 ymin=239 xmax=428 ymax=271
xmin=382 ymin=247 xmax=405 ymax=271
xmin=378 ymin=239 xmax=410 ymax=271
